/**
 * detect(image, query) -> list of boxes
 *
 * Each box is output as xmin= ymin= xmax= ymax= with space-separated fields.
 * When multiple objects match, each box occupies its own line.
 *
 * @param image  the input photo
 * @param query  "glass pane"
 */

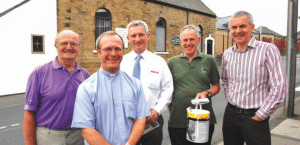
xmin=156 ymin=26 xmax=165 ymax=52
xmin=95 ymin=9 xmax=110 ymax=18
xmin=95 ymin=9 xmax=111 ymax=42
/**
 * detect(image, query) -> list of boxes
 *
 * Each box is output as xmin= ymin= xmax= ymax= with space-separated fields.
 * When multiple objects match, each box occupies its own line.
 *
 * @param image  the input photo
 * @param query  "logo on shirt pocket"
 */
xmin=151 ymin=70 xmax=159 ymax=74
xmin=201 ymin=67 xmax=207 ymax=74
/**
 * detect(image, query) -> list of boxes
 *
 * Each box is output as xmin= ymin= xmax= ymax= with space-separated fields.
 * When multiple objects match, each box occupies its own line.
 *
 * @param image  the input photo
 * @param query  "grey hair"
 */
xmin=229 ymin=11 xmax=254 ymax=26
xmin=95 ymin=31 xmax=124 ymax=50
xmin=126 ymin=20 xmax=149 ymax=35
xmin=180 ymin=25 xmax=200 ymax=38
xmin=55 ymin=29 xmax=80 ymax=43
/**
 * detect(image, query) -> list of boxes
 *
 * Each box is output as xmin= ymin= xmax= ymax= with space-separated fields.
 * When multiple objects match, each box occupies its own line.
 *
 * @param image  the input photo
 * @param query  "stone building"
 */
xmin=256 ymin=26 xmax=286 ymax=51
xmin=57 ymin=0 xmax=217 ymax=74
xmin=0 ymin=0 xmax=217 ymax=95
xmin=214 ymin=16 xmax=232 ymax=56
xmin=215 ymin=16 xmax=286 ymax=55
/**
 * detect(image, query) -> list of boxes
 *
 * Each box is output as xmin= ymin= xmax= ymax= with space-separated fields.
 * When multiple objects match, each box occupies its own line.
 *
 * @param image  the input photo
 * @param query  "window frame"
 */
xmin=31 ymin=34 xmax=45 ymax=54
xmin=155 ymin=17 xmax=166 ymax=52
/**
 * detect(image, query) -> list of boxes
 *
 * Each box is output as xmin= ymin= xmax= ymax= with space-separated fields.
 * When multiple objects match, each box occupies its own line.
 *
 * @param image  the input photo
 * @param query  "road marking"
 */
xmin=0 ymin=126 xmax=7 ymax=129
xmin=11 ymin=123 xmax=20 ymax=127
xmin=0 ymin=123 xmax=21 ymax=130
xmin=296 ymin=86 xmax=300 ymax=91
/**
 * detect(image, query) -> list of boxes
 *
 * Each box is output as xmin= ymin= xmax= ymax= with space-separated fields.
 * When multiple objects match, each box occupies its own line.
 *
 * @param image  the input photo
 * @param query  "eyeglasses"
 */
xmin=101 ymin=48 xmax=123 ymax=53
xmin=56 ymin=42 xmax=80 ymax=48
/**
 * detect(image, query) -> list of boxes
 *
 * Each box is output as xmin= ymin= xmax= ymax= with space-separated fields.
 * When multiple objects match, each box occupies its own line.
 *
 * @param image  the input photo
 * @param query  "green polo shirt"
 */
xmin=167 ymin=51 xmax=220 ymax=128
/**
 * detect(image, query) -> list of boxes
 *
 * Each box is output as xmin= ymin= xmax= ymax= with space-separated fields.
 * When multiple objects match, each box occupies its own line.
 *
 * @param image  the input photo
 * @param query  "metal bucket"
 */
xmin=186 ymin=109 xmax=210 ymax=143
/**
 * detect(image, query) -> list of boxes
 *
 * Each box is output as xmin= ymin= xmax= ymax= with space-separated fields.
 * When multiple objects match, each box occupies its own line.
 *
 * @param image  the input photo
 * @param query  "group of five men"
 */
xmin=23 ymin=10 xmax=286 ymax=145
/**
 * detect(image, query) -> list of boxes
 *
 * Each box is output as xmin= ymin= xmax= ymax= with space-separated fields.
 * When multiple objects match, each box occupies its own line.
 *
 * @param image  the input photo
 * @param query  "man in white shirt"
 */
xmin=121 ymin=20 xmax=174 ymax=145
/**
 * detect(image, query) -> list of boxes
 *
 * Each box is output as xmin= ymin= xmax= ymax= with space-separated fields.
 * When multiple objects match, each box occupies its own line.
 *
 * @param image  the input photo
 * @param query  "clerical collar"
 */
xmin=100 ymin=68 xmax=119 ymax=77
xmin=110 ymin=73 xmax=116 ymax=77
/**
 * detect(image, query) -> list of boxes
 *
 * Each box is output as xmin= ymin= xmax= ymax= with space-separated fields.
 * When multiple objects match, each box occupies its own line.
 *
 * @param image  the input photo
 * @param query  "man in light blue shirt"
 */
xmin=71 ymin=31 xmax=150 ymax=145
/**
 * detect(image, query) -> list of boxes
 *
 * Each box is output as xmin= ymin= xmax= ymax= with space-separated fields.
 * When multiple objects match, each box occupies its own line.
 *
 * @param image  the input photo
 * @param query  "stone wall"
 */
xmin=189 ymin=12 xmax=216 ymax=54
xmin=214 ymin=29 xmax=231 ymax=55
xmin=57 ymin=0 xmax=216 ymax=74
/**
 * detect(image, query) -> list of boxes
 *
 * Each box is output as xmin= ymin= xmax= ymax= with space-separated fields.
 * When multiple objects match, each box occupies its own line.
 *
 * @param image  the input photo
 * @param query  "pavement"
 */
xmin=217 ymin=92 xmax=300 ymax=145
xmin=270 ymin=95 xmax=300 ymax=145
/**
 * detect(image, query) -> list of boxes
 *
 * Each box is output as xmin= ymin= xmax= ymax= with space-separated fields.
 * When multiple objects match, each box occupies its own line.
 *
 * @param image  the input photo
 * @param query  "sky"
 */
xmin=0 ymin=0 xmax=24 ymax=12
xmin=202 ymin=0 xmax=300 ymax=36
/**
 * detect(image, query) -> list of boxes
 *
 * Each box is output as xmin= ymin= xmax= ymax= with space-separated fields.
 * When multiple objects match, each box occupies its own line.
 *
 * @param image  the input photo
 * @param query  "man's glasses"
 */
xmin=101 ymin=48 xmax=123 ymax=53
xmin=56 ymin=42 xmax=80 ymax=48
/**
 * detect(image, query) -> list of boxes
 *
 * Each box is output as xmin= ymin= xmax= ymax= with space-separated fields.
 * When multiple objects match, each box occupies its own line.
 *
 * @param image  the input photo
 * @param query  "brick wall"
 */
xmin=189 ymin=12 xmax=216 ymax=54
xmin=57 ymin=0 xmax=216 ymax=74
xmin=214 ymin=30 xmax=230 ymax=55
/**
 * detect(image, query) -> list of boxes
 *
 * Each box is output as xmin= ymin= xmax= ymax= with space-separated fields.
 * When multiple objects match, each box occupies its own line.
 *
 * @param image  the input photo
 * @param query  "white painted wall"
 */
xmin=0 ymin=0 xmax=57 ymax=96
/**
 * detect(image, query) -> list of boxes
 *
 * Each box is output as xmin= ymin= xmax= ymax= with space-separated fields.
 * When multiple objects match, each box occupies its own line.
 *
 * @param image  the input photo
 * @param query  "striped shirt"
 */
xmin=221 ymin=37 xmax=287 ymax=120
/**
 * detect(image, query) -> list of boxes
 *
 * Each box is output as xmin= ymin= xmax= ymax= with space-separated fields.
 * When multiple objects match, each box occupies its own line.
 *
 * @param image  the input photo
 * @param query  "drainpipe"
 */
xmin=187 ymin=10 xmax=189 ymax=25
xmin=260 ymin=26 xmax=262 ymax=41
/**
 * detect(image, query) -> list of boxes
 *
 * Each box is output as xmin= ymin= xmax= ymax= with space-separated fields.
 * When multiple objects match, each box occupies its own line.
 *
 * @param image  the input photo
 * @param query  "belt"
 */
xmin=227 ymin=103 xmax=258 ymax=116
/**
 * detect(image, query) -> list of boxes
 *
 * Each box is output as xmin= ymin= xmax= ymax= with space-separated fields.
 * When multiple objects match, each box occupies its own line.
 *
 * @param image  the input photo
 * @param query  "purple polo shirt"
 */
xmin=24 ymin=57 xmax=90 ymax=130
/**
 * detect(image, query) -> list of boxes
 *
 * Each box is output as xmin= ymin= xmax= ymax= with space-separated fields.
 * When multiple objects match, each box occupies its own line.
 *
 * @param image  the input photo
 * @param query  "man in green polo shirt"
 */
xmin=167 ymin=25 xmax=220 ymax=145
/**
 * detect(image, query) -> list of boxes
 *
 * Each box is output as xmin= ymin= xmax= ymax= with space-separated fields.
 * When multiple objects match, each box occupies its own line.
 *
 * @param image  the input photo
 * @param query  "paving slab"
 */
xmin=271 ymin=119 xmax=300 ymax=139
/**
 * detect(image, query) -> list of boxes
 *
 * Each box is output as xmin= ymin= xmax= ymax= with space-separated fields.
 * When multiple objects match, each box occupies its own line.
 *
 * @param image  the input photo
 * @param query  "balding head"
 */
xmin=55 ymin=30 xmax=80 ymax=44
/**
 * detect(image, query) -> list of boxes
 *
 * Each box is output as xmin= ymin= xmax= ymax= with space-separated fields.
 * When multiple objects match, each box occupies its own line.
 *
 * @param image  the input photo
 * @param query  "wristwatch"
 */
xmin=206 ymin=91 xmax=211 ymax=98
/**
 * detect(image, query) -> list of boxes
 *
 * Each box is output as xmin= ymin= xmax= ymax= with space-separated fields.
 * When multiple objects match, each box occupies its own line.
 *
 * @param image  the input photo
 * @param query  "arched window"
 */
xmin=156 ymin=18 xmax=166 ymax=52
xmin=95 ymin=8 xmax=111 ymax=42
xmin=196 ymin=25 xmax=203 ymax=51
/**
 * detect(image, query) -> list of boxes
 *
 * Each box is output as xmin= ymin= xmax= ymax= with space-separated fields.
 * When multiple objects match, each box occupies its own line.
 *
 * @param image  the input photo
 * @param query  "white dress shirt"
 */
xmin=121 ymin=49 xmax=174 ymax=114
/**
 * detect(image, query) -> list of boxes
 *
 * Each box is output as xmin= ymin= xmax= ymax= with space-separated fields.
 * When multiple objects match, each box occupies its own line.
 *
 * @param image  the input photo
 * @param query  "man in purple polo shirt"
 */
xmin=23 ymin=30 xmax=90 ymax=145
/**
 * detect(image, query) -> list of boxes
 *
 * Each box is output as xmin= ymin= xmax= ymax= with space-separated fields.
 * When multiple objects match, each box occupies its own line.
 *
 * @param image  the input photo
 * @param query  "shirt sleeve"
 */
xmin=71 ymin=84 xmax=96 ymax=129
xmin=153 ymin=61 xmax=174 ymax=115
xmin=85 ymin=70 xmax=90 ymax=78
xmin=256 ymin=44 xmax=287 ymax=120
xmin=24 ymin=69 xmax=40 ymax=112
xmin=136 ymin=81 xmax=151 ymax=119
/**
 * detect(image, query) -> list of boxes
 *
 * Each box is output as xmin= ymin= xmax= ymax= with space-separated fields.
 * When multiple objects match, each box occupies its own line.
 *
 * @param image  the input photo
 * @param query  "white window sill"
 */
xmin=154 ymin=52 xmax=169 ymax=55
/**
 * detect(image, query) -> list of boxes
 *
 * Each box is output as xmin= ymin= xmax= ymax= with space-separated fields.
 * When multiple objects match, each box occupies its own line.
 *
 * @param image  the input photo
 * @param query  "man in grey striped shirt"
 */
xmin=221 ymin=11 xmax=287 ymax=145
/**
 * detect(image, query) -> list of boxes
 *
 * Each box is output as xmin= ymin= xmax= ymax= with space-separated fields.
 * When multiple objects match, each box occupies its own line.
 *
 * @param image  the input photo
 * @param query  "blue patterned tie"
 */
xmin=133 ymin=55 xmax=142 ymax=80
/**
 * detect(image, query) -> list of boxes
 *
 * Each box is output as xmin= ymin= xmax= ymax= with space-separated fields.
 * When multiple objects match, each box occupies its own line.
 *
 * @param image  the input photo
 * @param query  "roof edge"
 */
xmin=0 ymin=0 xmax=30 ymax=17
xmin=143 ymin=0 xmax=217 ymax=18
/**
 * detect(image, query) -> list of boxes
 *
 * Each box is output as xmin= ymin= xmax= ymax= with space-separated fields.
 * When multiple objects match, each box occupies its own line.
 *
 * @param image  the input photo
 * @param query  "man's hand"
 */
xmin=195 ymin=84 xmax=220 ymax=99
xmin=147 ymin=109 xmax=159 ymax=124
xmin=168 ymin=104 xmax=172 ymax=113
xmin=195 ymin=91 xmax=208 ymax=99
xmin=251 ymin=115 xmax=262 ymax=121
xmin=81 ymin=128 xmax=110 ymax=145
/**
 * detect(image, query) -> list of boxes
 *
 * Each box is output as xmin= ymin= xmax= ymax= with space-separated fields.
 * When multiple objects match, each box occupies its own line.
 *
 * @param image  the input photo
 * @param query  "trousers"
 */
xmin=36 ymin=126 xmax=84 ymax=145
xmin=137 ymin=115 xmax=164 ymax=145
xmin=222 ymin=103 xmax=271 ymax=145
xmin=168 ymin=125 xmax=215 ymax=145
